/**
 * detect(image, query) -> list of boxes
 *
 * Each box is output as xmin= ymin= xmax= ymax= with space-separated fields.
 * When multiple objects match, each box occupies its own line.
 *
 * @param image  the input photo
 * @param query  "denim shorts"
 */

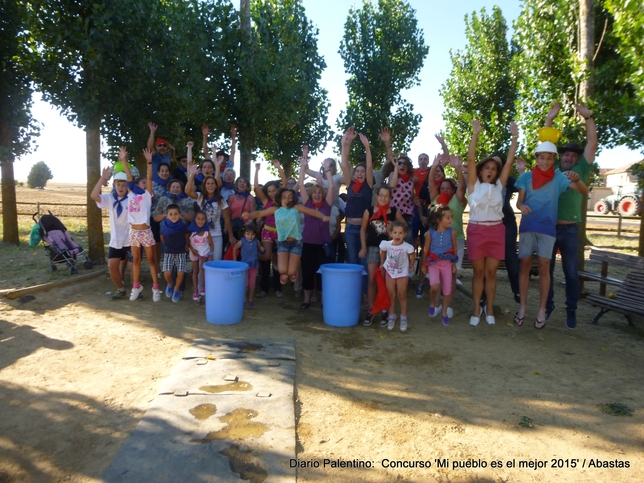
xmin=277 ymin=239 xmax=303 ymax=256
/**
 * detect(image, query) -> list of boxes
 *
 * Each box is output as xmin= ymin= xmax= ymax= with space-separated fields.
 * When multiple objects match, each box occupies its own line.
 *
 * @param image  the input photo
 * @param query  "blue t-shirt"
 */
xmin=151 ymin=152 xmax=172 ymax=175
xmin=515 ymin=171 xmax=571 ymax=237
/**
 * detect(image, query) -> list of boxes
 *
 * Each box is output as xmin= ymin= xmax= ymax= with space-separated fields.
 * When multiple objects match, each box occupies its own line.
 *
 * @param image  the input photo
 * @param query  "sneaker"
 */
xmin=484 ymin=306 xmax=496 ymax=325
xmin=416 ymin=283 xmax=424 ymax=299
xmin=165 ymin=284 xmax=173 ymax=298
xmin=279 ymin=275 xmax=288 ymax=285
xmin=111 ymin=290 xmax=126 ymax=301
xmin=200 ymin=289 xmax=205 ymax=297
xmin=249 ymin=301 xmax=255 ymax=308
xmin=192 ymin=292 xmax=200 ymax=301
xmin=446 ymin=307 xmax=454 ymax=318
xmin=387 ymin=314 xmax=396 ymax=330
xmin=400 ymin=317 xmax=408 ymax=332
xmin=256 ymin=291 xmax=268 ymax=298
xmin=545 ymin=304 xmax=556 ymax=322
xmin=172 ymin=290 xmax=180 ymax=303
xmin=380 ymin=311 xmax=389 ymax=327
xmin=363 ymin=313 xmax=374 ymax=326
xmin=152 ymin=288 xmax=162 ymax=302
xmin=275 ymin=290 xmax=283 ymax=298
xmin=442 ymin=315 xmax=450 ymax=326
xmin=130 ymin=285 xmax=144 ymax=301
xmin=470 ymin=306 xmax=483 ymax=326
xmin=428 ymin=304 xmax=441 ymax=318
xmin=455 ymin=278 xmax=463 ymax=286
xmin=566 ymin=310 xmax=577 ymax=330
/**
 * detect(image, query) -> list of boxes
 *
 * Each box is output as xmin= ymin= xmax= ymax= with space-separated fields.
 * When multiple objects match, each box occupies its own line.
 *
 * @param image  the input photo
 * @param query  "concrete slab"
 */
xmin=103 ymin=339 xmax=296 ymax=483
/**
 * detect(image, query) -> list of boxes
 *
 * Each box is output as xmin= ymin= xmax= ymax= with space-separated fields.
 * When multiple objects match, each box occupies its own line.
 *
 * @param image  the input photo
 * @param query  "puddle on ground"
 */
xmin=199 ymin=381 xmax=253 ymax=393
xmin=193 ymin=408 xmax=269 ymax=443
xmin=222 ymin=342 xmax=264 ymax=353
xmin=220 ymin=444 xmax=268 ymax=483
xmin=189 ymin=403 xmax=217 ymax=421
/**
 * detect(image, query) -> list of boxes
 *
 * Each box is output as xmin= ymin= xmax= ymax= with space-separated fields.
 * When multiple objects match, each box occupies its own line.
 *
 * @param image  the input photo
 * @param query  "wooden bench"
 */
xmin=580 ymin=249 xmax=644 ymax=326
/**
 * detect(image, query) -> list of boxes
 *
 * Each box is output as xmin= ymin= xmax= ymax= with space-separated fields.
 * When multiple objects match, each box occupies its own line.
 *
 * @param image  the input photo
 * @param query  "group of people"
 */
xmin=93 ymin=102 xmax=596 ymax=332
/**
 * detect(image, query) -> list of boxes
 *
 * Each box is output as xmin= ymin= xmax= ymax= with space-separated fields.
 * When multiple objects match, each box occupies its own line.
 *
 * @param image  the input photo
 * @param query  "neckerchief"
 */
xmin=188 ymin=220 xmax=208 ymax=235
xmin=369 ymin=203 xmax=390 ymax=225
xmin=153 ymin=173 xmax=171 ymax=187
xmin=236 ymin=191 xmax=251 ymax=198
xmin=351 ymin=179 xmax=365 ymax=194
xmin=311 ymin=199 xmax=324 ymax=209
xmin=202 ymin=194 xmax=219 ymax=211
xmin=532 ymin=166 xmax=555 ymax=190
xmin=167 ymin=192 xmax=187 ymax=201
xmin=398 ymin=172 xmax=411 ymax=184
xmin=111 ymin=190 xmax=128 ymax=218
xmin=222 ymin=181 xmax=235 ymax=191
xmin=127 ymin=181 xmax=145 ymax=195
xmin=160 ymin=218 xmax=186 ymax=236
xmin=436 ymin=192 xmax=453 ymax=206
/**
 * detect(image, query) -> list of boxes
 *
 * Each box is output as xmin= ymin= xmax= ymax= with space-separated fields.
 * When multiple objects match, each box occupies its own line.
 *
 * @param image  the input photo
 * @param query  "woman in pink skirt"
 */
xmin=466 ymin=120 xmax=519 ymax=326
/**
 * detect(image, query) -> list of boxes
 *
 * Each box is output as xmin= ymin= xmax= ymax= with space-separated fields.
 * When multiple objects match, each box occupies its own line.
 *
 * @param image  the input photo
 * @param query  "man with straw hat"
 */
xmin=542 ymin=102 xmax=598 ymax=330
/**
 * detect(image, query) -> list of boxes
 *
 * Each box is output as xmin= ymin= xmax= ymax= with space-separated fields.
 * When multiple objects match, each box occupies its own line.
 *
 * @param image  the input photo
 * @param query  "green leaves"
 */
xmin=338 ymin=0 xmax=428 ymax=166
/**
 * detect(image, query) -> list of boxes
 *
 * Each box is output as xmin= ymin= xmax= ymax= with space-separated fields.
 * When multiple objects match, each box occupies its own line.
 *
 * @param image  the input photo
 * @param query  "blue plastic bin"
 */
xmin=318 ymin=263 xmax=365 ymax=327
xmin=203 ymin=261 xmax=249 ymax=325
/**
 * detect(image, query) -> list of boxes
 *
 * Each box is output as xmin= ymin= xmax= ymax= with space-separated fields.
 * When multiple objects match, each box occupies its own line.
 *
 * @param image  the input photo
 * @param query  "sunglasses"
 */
xmin=397 ymin=160 xmax=405 ymax=165
xmin=157 ymin=143 xmax=167 ymax=148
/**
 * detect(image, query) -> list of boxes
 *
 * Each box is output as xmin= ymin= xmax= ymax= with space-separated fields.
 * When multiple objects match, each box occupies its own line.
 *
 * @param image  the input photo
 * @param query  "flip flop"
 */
xmin=534 ymin=318 xmax=547 ymax=329
xmin=513 ymin=311 xmax=525 ymax=326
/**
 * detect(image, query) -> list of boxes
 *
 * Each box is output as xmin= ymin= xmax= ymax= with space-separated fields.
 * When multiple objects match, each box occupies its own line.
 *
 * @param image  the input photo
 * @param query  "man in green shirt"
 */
xmin=544 ymin=102 xmax=598 ymax=329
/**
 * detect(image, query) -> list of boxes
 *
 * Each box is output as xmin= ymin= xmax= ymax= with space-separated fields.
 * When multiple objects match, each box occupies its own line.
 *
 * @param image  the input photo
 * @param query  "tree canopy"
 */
xmin=338 ymin=0 xmax=428 ymax=166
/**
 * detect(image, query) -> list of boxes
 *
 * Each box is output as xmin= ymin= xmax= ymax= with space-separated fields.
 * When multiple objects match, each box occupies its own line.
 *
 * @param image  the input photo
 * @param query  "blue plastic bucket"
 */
xmin=203 ymin=261 xmax=249 ymax=325
xmin=318 ymin=263 xmax=365 ymax=327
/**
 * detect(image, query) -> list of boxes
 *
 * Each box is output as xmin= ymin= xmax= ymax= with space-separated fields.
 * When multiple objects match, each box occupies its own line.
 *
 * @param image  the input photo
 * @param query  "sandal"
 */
xmin=279 ymin=274 xmax=288 ymax=285
xmin=513 ymin=311 xmax=525 ymax=326
xmin=534 ymin=318 xmax=547 ymax=330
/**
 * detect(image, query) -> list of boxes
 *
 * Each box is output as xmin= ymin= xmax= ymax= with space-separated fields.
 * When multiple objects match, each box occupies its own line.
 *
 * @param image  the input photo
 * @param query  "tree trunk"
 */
xmin=577 ymin=0 xmax=594 ymax=271
xmin=639 ymin=195 xmax=644 ymax=257
xmin=0 ymin=119 xmax=20 ymax=245
xmin=239 ymin=0 xmax=252 ymax=180
xmin=86 ymin=115 xmax=105 ymax=262
xmin=240 ymin=134 xmax=252 ymax=180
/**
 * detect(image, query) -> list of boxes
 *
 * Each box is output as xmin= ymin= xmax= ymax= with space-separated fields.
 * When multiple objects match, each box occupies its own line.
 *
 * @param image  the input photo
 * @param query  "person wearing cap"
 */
xmin=541 ymin=102 xmax=597 ymax=330
xmin=147 ymin=122 xmax=175 ymax=174
xmin=91 ymin=168 xmax=133 ymax=300
xmin=514 ymin=136 xmax=589 ymax=329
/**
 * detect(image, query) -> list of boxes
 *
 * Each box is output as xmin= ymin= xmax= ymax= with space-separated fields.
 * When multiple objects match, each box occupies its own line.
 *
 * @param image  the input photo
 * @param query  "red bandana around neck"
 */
xmin=398 ymin=172 xmax=411 ymax=183
xmin=434 ymin=177 xmax=444 ymax=189
xmin=436 ymin=193 xmax=453 ymax=206
xmin=532 ymin=166 xmax=555 ymax=190
xmin=351 ymin=179 xmax=365 ymax=194
xmin=311 ymin=199 xmax=324 ymax=209
xmin=369 ymin=203 xmax=390 ymax=225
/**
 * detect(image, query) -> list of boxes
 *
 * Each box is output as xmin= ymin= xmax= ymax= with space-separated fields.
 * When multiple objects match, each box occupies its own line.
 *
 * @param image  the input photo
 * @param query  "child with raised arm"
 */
xmin=121 ymin=147 xmax=162 ymax=301
xmin=243 ymin=188 xmax=330 ymax=284
xmin=188 ymin=211 xmax=214 ymax=302
xmin=233 ymin=225 xmax=265 ymax=308
xmin=422 ymin=206 xmax=459 ymax=325
xmin=160 ymin=204 xmax=190 ymax=303
xmin=380 ymin=221 xmax=416 ymax=331
xmin=466 ymin=120 xmax=519 ymax=326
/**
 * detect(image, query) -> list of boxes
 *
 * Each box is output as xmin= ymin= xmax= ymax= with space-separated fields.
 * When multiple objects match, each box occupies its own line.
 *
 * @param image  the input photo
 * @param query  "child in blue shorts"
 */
xmin=160 ymin=204 xmax=190 ymax=303
xmin=514 ymin=141 xmax=588 ymax=329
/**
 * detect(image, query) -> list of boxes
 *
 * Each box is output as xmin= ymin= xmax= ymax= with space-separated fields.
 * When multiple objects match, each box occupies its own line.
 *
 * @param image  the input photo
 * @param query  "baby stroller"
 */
xmin=33 ymin=211 xmax=94 ymax=274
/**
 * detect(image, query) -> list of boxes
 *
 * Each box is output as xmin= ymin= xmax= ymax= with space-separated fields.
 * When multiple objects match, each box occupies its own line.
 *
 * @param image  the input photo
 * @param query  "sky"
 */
xmin=14 ymin=0 xmax=643 ymax=184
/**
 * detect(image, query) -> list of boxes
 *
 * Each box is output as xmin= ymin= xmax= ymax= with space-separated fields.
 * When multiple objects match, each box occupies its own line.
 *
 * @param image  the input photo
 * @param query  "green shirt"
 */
xmin=555 ymin=155 xmax=591 ymax=223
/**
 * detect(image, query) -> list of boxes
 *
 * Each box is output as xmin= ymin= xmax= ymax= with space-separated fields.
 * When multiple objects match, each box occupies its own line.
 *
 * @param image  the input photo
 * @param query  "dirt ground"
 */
xmin=1 ymin=260 xmax=643 ymax=482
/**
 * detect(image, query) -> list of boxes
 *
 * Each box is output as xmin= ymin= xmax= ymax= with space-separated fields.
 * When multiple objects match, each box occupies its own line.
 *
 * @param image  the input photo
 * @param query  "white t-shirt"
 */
xmin=321 ymin=173 xmax=345 ymax=211
xmin=96 ymin=193 xmax=130 ymax=248
xmin=467 ymin=180 xmax=504 ymax=222
xmin=379 ymin=240 xmax=415 ymax=279
xmin=127 ymin=190 xmax=152 ymax=226
xmin=197 ymin=193 xmax=229 ymax=237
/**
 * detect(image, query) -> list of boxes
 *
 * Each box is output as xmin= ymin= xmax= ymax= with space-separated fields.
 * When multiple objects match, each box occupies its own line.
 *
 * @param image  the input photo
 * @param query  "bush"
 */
xmin=27 ymin=161 xmax=53 ymax=189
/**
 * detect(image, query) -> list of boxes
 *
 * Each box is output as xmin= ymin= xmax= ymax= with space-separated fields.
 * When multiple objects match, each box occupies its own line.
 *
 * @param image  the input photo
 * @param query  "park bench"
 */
xmin=580 ymin=248 xmax=644 ymax=326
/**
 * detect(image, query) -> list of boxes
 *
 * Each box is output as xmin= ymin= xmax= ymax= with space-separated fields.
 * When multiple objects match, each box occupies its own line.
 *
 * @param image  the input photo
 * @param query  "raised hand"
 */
xmin=143 ymin=148 xmax=153 ymax=163
xmin=302 ymin=145 xmax=309 ymax=161
xmin=118 ymin=146 xmax=128 ymax=161
xmin=379 ymin=127 xmax=391 ymax=144
xmin=565 ymin=170 xmax=580 ymax=182
xmin=215 ymin=155 xmax=225 ymax=168
xmin=510 ymin=121 xmax=519 ymax=138
xmin=472 ymin=119 xmax=483 ymax=135
xmin=255 ymin=162 xmax=261 ymax=171
xmin=516 ymin=157 xmax=526 ymax=173
xmin=546 ymin=102 xmax=561 ymax=122
xmin=575 ymin=103 xmax=592 ymax=119
xmin=435 ymin=133 xmax=447 ymax=149
xmin=148 ymin=122 xmax=158 ymax=133
xmin=187 ymin=141 xmax=194 ymax=149
xmin=231 ymin=124 xmax=238 ymax=137
xmin=432 ymin=153 xmax=441 ymax=167
xmin=272 ymin=159 xmax=282 ymax=170
xmin=101 ymin=166 xmax=111 ymax=185
xmin=188 ymin=164 xmax=199 ymax=176
xmin=450 ymin=155 xmax=463 ymax=169
xmin=358 ymin=133 xmax=370 ymax=148
xmin=201 ymin=124 xmax=209 ymax=136
xmin=343 ymin=127 xmax=357 ymax=145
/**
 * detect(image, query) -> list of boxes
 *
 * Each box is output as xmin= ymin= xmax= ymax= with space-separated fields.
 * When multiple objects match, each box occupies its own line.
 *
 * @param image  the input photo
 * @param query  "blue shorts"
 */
xmin=277 ymin=239 xmax=303 ymax=256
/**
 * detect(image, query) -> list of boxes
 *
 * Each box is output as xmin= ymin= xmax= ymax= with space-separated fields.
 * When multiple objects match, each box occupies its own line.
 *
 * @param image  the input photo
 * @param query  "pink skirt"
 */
xmin=466 ymin=223 xmax=505 ymax=261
